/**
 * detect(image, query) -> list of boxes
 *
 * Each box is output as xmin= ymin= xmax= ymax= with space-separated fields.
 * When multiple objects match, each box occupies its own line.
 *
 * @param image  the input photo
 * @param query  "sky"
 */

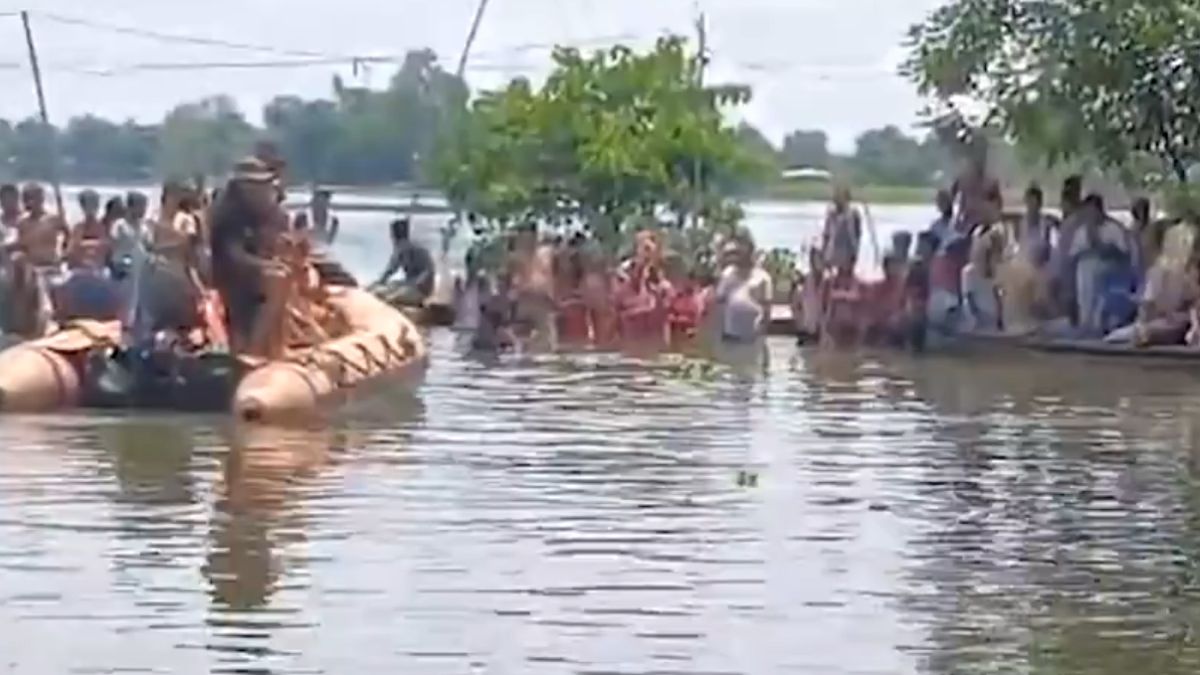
xmin=0 ymin=0 xmax=947 ymax=153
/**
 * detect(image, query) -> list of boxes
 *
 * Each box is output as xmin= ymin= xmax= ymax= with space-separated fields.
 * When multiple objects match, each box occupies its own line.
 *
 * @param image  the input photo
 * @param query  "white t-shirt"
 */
xmin=961 ymin=263 xmax=1000 ymax=331
xmin=715 ymin=265 xmax=772 ymax=340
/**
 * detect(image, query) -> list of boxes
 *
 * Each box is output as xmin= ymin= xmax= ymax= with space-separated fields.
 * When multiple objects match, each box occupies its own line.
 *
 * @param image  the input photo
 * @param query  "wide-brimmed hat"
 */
xmin=231 ymin=156 xmax=276 ymax=184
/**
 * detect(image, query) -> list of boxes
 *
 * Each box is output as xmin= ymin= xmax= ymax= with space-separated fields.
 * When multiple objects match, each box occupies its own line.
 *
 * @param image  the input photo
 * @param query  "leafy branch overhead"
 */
xmin=431 ymin=36 xmax=765 ymax=250
xmin=904 ymin=0 xmax=1200 ymax=187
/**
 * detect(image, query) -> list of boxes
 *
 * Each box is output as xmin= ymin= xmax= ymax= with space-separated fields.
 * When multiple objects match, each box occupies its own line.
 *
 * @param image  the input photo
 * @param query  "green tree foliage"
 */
xmin=432 ymin=36 xmax=760 ymax=252
xmin=781 ymin=129 xmax=830 ymax=169
xmin=158 ymin=95 xmax=255 ymax=178
xmin=905 ymin=0 xmax=1200 ymax=194
xmin=851 ymin=125 xmax=943 ymax=186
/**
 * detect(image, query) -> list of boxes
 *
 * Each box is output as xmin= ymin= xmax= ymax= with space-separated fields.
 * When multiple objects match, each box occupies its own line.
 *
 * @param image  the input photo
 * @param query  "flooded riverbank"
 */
xmin=3 ymin=201 xmax=1200 ymax=673
xmin=4 ymin=331 xmax=1200 ymax=673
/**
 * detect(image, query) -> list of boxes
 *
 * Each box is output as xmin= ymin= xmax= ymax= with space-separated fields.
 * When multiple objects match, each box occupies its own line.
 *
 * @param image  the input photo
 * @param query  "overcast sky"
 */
xmin=0 ymin=0 xmax=945 ymax=152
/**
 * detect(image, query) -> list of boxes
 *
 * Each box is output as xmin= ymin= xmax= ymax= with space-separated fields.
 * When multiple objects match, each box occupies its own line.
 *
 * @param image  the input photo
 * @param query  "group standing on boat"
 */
xmin=0 ymin=150 xmax=354 ymax=362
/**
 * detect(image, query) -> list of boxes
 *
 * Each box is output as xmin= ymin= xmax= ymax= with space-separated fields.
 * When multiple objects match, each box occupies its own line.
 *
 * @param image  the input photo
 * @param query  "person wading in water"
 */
xmin=822 ymin=185 xmax=863 ymax=270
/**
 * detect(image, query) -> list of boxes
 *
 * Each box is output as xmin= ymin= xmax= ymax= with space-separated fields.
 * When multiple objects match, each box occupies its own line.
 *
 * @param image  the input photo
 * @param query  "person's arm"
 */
xmin=329 ymin=217 xmax=339 ymax=243
xmin=374 ymin=249 xmax=403 ymax=287
xmin=756 ymin=272 xmax=773 ymax=333
xmin=407 ymin=250 xmax=435 ymax=292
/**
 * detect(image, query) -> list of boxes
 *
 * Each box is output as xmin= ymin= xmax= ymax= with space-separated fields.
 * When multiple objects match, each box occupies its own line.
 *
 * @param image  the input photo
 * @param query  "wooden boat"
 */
xmin=232 ymin=287 xmax=427 ymax=424
xmin=1025 ymin=338 xmax=1200 ymax=363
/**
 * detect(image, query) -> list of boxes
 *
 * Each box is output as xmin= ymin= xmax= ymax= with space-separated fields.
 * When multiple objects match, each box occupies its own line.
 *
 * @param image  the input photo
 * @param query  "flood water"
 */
xmin=3 ymin=201 xmax=1200 ymax=674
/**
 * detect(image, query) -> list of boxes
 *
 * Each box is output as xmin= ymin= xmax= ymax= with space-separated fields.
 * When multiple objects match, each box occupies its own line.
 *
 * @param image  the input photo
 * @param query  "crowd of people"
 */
xmin=439 ymin=220 xmax=775 ymax=353
xmin=792 ymin=154 xmax=1197 ymax=351
xmin=0 ymin=147 xmax=350 ymax=360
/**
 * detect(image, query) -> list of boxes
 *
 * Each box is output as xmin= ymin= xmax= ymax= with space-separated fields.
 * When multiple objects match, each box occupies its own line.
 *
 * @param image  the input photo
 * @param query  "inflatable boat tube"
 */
xmin=0 ymin=320 xmax=121 ymax=413
xmin=233 ymin=287 xmax=427 ymax=424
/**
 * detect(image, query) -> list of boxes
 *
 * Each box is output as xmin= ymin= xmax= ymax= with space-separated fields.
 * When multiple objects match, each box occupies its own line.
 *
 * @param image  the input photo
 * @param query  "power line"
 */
xmin=33 ymin=10 xmax=346 ymax=60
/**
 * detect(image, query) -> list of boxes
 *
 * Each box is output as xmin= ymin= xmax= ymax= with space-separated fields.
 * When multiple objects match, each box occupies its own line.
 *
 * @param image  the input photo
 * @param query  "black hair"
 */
xmin=917 ymin=231 xmax=938 ymax=252
xmin=102 ymin=196 xmax=126 ymax=222
xmin=0 ymin=183 xmax=17 ymax=199
xmin=1025 ymin=183 xmax=1043 ymax=201
xmin=125 ymin=191 xmax=148 ymax=209
xmin=390 ymin=218 xmax=411 ymax=241
xmin=1084 ymin=193 xmax=1105 ymax=212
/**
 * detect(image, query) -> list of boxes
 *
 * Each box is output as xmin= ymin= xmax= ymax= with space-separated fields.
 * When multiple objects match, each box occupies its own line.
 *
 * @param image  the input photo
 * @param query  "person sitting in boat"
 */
xmin=55 ymin=237 xmax=122 ymax=323
xmin=1071 ymin=194 xmax=1133 ymax=337
xmin=210 ymin=158 xmax=291 ymax=355
xmin=927 ymin=233 xmax=969 ymax=337
xmin=904 ymin=232 xmax=937 ymax=351
xmin=1049 ymin=175 xmax=1085 ymax=321
xmin=1131 ymin=197 xmax=1162 ymax=275
xmin=928 ymin=188 xmax=954 ymax=248
xmin=130 ymin=181 xmax=208 ymax=345
xmin=865 ymin=253 xmax=907 ymax=346
xmin=960 ymin=226 xmax=1004 ymax=333
xmin=374 ymin=218 xmax=435 ymax=308
xmin=1104 ymin=223 xmax=1197 ymax=346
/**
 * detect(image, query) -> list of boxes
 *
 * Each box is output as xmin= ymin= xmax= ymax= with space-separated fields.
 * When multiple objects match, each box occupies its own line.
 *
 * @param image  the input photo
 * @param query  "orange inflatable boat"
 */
xmin=0 ymin=320 xmax=121 ymax=412
xmin=232 ymin=287 xmax=427 ymax=424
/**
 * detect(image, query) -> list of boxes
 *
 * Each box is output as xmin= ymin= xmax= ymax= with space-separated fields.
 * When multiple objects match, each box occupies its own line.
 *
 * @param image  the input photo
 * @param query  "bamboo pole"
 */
xmin=20 ymin=11 xmax=65 ymax=218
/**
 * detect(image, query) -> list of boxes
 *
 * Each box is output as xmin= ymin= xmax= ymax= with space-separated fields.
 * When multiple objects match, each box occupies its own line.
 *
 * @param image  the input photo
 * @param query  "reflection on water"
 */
xmin=6 ymin=329 xmax=1200 ymax=670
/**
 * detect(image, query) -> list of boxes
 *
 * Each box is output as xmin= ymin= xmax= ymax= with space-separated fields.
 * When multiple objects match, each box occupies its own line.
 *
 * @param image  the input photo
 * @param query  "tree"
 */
xmin=158 ymin=96 xmax=254 ymax=178
xmin=851 ymin=125 xmax=938 ymax=186
xmin=12 ymin=118 xmax=56 ymax=181
xmin=432 ymin=37 xmax=758 ymax=253
xmin=61 ymin=116 xmax=156 ymax=182
xmin=781 ymin=129 xmax=830 ymax=169
xmin=263 ymin=96 xmax=341 ymax=184
xmin=905 ymin=0 xmax=1200 ymax=201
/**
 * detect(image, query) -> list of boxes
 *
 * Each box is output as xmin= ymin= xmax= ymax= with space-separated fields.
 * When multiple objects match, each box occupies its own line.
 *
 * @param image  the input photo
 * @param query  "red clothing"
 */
xmin=616 ymin=267 xmax=671 ymax=344
xmin=822 ymin=272 xmax=866 ymax=345
xmin=667 ymin=283 xmax=705 ymax=343
xmin=557 ymin=292 xmax=591 ymax=344
xmin=867 ymin=277 xmax=905 ymax=331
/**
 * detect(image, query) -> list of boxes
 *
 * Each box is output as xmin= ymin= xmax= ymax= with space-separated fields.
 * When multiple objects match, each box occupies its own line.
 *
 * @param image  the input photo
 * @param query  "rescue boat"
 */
xmin=232 ymin=286 xmax=427 ymax=424
xmin=0 ymin=320 xmax=121 ymax=412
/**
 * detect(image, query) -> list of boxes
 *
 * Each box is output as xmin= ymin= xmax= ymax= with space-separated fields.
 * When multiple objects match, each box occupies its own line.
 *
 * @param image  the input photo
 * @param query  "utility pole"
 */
xmin=456 ymin=0 xmax=491 ymax=78
xmin=20 ymin=11 xmax=65 ymax=218
xmin=692 ymin=10 xmax=707 ymax=228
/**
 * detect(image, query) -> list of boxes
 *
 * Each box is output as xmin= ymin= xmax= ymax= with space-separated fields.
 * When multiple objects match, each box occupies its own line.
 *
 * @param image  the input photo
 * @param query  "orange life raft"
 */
xmin=232 ymin=287 xmax=427 ymax=424
xmin=0 ymin=320 xmax=121 ymax=412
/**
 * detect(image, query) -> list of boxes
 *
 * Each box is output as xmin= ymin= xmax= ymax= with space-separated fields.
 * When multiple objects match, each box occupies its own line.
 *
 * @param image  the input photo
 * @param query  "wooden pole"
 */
xmin=456 ymin=0 xmax=491 ymax=78
xmin=20 ymin=11 xmax=65 ymax=218
xmin=692 ymin=11 xmax=706 ymax=228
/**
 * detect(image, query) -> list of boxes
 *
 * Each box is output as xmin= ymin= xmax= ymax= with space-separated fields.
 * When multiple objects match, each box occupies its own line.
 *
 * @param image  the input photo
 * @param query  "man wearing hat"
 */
xmin=209 ymin=156 xmax=289 ymax=354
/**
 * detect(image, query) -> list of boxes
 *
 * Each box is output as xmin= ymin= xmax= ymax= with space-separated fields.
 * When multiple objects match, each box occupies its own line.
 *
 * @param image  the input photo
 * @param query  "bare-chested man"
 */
xmin=17 ymin=183 xmax=68 ymax=268
xmin=950 ymin=142 xmax=1001 ymax=236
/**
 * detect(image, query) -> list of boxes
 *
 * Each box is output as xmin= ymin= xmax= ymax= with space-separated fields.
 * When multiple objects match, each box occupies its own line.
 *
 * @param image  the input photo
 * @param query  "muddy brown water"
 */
xmin=3 ymin=201 xmax=1198 ymax=673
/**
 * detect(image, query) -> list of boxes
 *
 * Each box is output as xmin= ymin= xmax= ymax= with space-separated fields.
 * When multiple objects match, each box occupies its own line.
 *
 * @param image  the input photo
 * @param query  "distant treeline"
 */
xmin=0 ymin=45 xmax=1115 ymax=198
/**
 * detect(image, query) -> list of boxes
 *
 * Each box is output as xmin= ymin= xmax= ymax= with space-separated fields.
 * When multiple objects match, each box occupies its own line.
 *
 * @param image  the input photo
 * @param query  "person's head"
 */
xmin=78 ymin=189 xmax=100 ymax=219
xmin=1062 ymin=175 xmax=1083 ymax=212
xmin=0 ymin=184 xmax=18 ymax=215
xmin=1132 ymin=197 xmax=1151 ymax=225
xmin=833 ymin=184 xmax=852 ymax=209
xmin=1083 ymin=192 xmax=1105 ymax=223
xmin=230 ymin=157 xmax=279 ymax=218
xmin=935 ymin=188 xmax=953 ymax=218
xmin=634 ymin=229 xmax=663 ymax=267
xmin=102 ymin=196 xmax=125 ymax=224
xmin=916 ymin=231 xmax=938 ymax=261
xmin=293 ymin=212 xmax=310 ymax=231
xmin=160 ymin=179 xmax=190 ymax=212
xmin=390 ymin=217 xmax=411 ymax=244
xmin=726 ymin=229 xmax=756 ymax=269
xmin=1024 ymin=183 xmax=1044 ymax=215
xmin=891 ymin=231 xmax=912 ymax=260
xmin=312 ymin=188 xmax=332 ymax=213
xmin=125 ymin=191 xmax=148 ymax=221
xmin=20 ymin=183 xmax=44 ymax=215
